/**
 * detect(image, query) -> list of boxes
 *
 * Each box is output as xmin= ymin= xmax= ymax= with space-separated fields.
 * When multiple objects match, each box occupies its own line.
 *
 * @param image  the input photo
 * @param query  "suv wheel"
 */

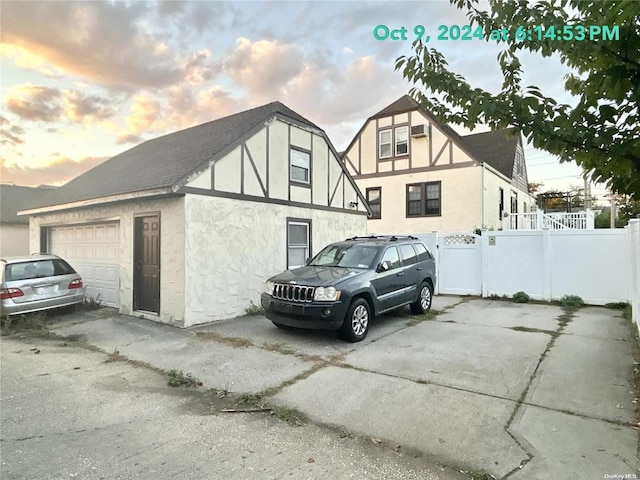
xmin=410 ymin=281 xmax=433 ymax=314
xmin=340 ymin=298 xmax=371 ymax=342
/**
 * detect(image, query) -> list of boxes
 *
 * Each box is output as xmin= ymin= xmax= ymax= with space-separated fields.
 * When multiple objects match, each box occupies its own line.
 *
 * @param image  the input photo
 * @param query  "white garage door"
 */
xmin=49 ymin=223 xmax=120 ymax=307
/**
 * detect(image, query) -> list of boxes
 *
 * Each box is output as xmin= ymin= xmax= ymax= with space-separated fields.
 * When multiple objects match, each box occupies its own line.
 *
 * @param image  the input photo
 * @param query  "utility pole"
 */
xmin=583 ymin=172 xmax=592 ymax=210
xmin=610 ymin=193 xmax=617 ymax=228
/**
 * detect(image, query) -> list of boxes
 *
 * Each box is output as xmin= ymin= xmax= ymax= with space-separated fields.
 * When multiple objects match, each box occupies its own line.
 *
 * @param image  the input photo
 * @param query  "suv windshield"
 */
xmin=309 ymin=244 xmax=379 ymax=269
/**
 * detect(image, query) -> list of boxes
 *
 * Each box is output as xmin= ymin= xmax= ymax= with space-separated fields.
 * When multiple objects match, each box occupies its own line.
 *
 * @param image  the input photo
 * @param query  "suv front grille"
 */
xmin=273 ymin=284 xmax=315 ymax=303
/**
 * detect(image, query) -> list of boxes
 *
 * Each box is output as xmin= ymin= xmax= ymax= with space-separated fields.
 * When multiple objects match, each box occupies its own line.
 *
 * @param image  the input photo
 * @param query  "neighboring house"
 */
xmin=20 ymin=101 xmax=369 ymax=327
xmin=0 ymin=184 xmax=56 ymax=257
xmin=342 ymin=95 xmax=535 ymax=233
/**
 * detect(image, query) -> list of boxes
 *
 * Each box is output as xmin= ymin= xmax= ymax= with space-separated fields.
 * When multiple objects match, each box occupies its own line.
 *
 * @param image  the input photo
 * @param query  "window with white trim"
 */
xmin=287 ymin=220 xmax=310 ymax=269
xmin=290 ymin=148 xmax=310 ymax=184
xmin=395 ymin=126 xmax=408 ymax=156
xmin=379 ymin=129 xmax=392 ymax=158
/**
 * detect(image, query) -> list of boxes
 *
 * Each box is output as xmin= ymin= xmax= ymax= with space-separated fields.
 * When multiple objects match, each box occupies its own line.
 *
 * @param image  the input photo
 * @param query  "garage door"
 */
xmin=49 ymin=223 xmax=120 ymax=307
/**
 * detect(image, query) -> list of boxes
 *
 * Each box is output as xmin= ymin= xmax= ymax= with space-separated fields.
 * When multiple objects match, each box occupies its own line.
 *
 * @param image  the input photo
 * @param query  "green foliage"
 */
xmin=395 ymin=1 xmax=640 ymax=197
xmin=167 ymin=369 xmax=200 ymax=388
xmin=512 ymin=291 xmax=530 ymax=303
xmin=560 ymin=295 xmax=584 ymax=310
xmin=594 ymin=210 xmax=626 ymax=228
xmin=245 ymin=301 xmax=265 ymax=316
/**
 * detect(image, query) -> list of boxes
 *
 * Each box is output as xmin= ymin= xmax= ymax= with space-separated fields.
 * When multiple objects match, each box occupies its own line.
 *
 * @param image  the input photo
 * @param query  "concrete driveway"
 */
xmin=26 ymin=296 xmax=640 ymax=478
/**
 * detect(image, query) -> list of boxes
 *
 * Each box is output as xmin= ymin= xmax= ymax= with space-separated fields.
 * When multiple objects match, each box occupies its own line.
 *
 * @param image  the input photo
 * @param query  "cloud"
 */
xmin=0 ymin=155 xmax=108 ymax=187
xmin=223 ymin=37 xmax=304 ymax=99
xmin=122 ymin=85 xmax=244 ymax=137
xmin=62 ymin=90 xmax=116 ymax=124
xmin=5 ymin=85 xmax=62 ymax=121
xmin=116 ymin=133 xmax=144 ymax=145
xmin=0 ymin=115 xmax=26 ymax=146
xmin=4 ymin=84 xmax=116 ymax=125
xmin=0 ymin=1 xmax=183 ymax=90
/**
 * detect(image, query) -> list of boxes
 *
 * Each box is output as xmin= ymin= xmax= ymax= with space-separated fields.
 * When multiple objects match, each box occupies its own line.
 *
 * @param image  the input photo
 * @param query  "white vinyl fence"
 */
xmin=385 ymin=220 xmax=640 ymax=323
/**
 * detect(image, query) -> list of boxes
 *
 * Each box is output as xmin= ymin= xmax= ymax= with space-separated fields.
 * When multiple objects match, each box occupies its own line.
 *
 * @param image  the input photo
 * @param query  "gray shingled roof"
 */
xmin=26 ymin=101 xmax=320 ymax=211
xmin=1 ymin=184 xmax=57 ymax=223
xmin=461 ymin=128 xmax=520 ymax=179
xmin=372 ymin=95 xmax=520 ymax=179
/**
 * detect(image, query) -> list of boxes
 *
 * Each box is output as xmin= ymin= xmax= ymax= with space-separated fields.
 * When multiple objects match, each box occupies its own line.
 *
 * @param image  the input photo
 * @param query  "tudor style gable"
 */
xmin=181 ymin=115 xmax=368 ymax=215
xmin=342 ymin=96 xmax=478 ymax=180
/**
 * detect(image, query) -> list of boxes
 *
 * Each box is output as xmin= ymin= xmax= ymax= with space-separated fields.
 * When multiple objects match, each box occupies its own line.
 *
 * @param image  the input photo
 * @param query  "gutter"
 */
xmin=18 ymin=187 xmax=176 ymax=216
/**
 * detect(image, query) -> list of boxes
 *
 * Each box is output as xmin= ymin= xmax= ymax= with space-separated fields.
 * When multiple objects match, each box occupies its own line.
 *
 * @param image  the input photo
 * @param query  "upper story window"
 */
xmin=406 ymin=181 xmax=441 ymax=217
xmin=378 ymin=125 xmax=409 ymax=160
xmin=379 ymin=130 xmax=392 ymax=158
xmin=290 ymin=147 xmax=311 ymax=184
xmin=366 ymin=187 xmax=381 ymax=219
xmin=395 ymin=126 xmax=408 ymax=156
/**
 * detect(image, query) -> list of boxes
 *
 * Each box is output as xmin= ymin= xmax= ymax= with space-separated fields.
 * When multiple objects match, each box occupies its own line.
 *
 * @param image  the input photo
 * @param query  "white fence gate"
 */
xmin=436 ymin=233 xmax=482 ymax=295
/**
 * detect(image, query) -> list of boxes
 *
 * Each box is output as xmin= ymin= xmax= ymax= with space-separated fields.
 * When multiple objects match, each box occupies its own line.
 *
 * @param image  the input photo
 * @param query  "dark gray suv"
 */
xmin=261 ymin=235 xmax=436 ymax=342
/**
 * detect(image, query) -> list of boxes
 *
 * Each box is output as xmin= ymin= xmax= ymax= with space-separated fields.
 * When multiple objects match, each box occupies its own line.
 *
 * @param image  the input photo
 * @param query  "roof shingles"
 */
xmin=26 ymin=101 xmax=320 ymax=211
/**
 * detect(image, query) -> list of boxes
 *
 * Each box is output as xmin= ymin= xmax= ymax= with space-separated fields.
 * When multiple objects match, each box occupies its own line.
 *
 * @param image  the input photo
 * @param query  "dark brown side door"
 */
xmin=134 ymin=215 xmax=160 ymax=313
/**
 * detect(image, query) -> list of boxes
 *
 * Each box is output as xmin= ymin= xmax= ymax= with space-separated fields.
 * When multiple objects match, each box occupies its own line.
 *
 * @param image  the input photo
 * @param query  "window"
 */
xmin=378 ymin=126 xmax=410 ymax=159
xmin=380 ymin=246 xmax=400 ymax=270
xmin=398 ymin=244 xmax=418 ymax=265
xmin=287 ymin=220 xmax=310 ymax=269
xmin=290 ymin=148 xmax=310 ymax=184
xmin=406 ymin=181 xmax=441 ymax=217
xmin=414 ymin=243 xmax=432 ymax=262
xmin=395 ymin=126 xmax=408 ymax=156
xmin=4 ymin=259 xmax=74 ymax=281
xmin=310 ymin=244 xmax=378 ymax=269
xmin=379 ymin=130 xmax=392 ymax=158
xmin=499 ymin=187 xmax=504 ymax=218
xmin=366 ymin=187 xmax=381 ymax=219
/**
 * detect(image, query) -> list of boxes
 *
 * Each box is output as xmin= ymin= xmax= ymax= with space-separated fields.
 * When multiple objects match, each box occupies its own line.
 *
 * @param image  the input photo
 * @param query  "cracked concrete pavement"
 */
xmin=2 ymin=296 xmax=638 ymax=479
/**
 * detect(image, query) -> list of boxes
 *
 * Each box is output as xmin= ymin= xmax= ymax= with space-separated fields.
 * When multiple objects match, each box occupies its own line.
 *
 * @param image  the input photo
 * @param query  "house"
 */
xmin=341 ymin=95 xmax=535 ymax=233
xmin=0 ymin=184 xmax=56 ymax=257
xmin=19 ymin=101 xmax=369 ymax=327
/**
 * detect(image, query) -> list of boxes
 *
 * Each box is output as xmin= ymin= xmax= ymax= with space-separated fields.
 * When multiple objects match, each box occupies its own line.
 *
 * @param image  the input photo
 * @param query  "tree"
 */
xmin=395 ymin=0 xmax=640 ymax=197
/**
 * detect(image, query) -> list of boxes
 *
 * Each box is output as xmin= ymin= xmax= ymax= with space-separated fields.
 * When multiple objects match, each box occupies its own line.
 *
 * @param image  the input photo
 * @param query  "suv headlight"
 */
xmin=314 ymin=286 xmax=341 ymax=301
xmin=264 ymin=281 xmax=275 ymax=295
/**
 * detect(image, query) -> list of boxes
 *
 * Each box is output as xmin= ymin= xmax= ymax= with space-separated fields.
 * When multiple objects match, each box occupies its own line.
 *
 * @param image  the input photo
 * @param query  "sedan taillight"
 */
xmin=68 ymin=279 xmax=83 ymax=289
xmin=1 ymin=288 xmax=24 ymax=300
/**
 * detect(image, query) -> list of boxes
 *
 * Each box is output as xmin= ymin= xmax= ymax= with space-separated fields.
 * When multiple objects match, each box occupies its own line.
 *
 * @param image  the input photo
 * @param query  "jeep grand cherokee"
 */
xmin=261 ymin=235 xmax=436 ymax=342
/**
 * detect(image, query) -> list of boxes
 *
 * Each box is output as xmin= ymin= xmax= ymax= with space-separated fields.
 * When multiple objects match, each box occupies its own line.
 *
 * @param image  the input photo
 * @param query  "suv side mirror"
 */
xmin=305 ymin=257 xmax=312 ymax=265
xmin=377 ymin=260 xmax=392 ymax=273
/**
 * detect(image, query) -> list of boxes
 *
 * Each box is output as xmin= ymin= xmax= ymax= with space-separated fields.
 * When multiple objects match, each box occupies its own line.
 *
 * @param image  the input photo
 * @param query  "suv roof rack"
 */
xmin=345 ymin=235 xmax=418 ymax=242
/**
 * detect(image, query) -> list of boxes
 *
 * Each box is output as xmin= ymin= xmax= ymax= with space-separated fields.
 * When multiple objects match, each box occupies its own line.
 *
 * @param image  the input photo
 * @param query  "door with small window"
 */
xmin=287 ymin=219 xmax=311 ymax=269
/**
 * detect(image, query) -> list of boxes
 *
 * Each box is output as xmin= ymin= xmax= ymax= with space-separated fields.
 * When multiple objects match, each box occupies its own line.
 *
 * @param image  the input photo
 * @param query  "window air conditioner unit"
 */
xmin=410 ymin=124 xmax=428 ymax=137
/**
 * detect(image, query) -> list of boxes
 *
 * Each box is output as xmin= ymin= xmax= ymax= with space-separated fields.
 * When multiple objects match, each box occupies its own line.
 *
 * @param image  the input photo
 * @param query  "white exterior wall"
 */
xmin=28 ymin=197 xmax=186 ymax=325
xmin=628 ymin=219 xmax=640 ymax=329
xmin=361 ymin=167 xmax=482 ymax=234
xmin=482 ymin=166 xmax=535 ymax=230
xmin=0 ymin=223 xmax=30 ymax=256
xmin=183 ymin=194 xmax=367 ymax=326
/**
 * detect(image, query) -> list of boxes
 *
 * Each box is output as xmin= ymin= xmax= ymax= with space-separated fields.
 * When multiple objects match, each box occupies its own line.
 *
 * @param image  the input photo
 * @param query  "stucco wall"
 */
xmin=28 ymin=197 xmax=186 ymax=326
xmin=183 ymin=194 xmax=367 ymax=326
xmin=1 ymin=223 xmax=30 ymax=256
xmin=360 ymin=167 xmax=482 ymax=233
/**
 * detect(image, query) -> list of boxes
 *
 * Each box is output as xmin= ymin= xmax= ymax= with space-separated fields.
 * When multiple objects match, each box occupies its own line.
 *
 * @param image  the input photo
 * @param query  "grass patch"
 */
xmin=510 ymin=326 xmax=555 ymax=336
xmin=466 ymin=471 xmax=496 ymax=480
xmin=195 ymin=331 xmax=252 ymax=348
xmin=406 ymin=309 xmax=442 ymax=326
xmin=262 ymin=343 xmax=296 ymax=355
xmin=560 ymin=294 xmax=584 ymax=310
xmin=512 ymin=291 xmax=530 ymax=304
xmin=238 ymin=392 xmax=267 ymax=408
xmin=245 ymin=301 xmax=265 ymax=316
xmin=1 ymin=312 xmax=48 ymax=334
xmin=167 ymin=369 xmax=201 ymax=388
xmin=271 ymin=406 xmax=308 ymax=425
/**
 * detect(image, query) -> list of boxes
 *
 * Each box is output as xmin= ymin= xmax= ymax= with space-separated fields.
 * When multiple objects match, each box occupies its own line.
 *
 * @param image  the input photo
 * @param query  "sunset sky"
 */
xmin=0 ymin=1 xmax=608 ymax=202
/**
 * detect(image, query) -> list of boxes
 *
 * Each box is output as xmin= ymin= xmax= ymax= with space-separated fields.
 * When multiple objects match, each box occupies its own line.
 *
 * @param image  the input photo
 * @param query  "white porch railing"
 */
xmin=502 ymin=210 xmax=595 ymax=230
